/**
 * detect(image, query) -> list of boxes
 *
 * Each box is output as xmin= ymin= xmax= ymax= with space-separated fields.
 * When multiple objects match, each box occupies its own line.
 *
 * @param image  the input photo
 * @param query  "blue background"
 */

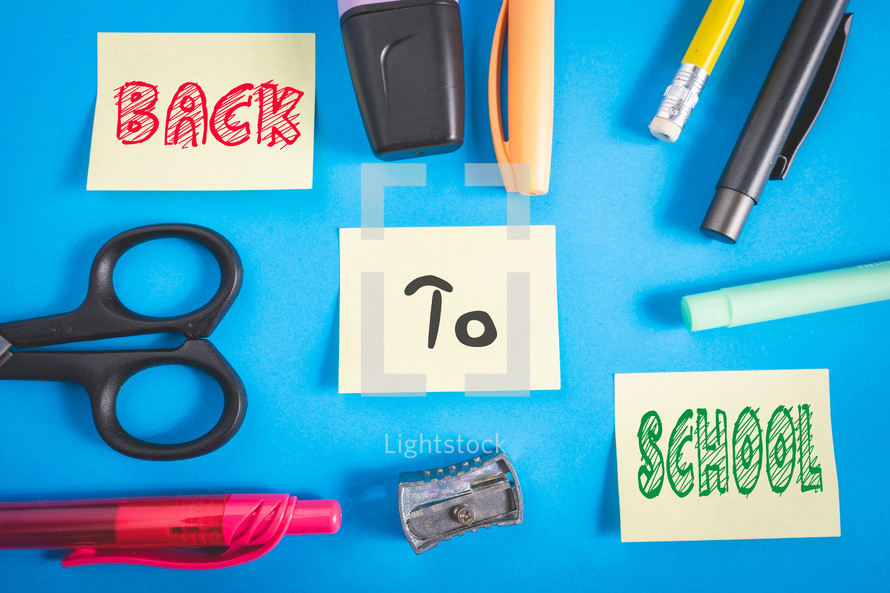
xmin=1 ymin=0 xmax=887 ymax=590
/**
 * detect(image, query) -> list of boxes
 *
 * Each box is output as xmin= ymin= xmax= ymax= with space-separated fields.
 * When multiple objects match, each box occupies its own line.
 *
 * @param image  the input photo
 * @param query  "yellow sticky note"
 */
xmin=87 ymin=33 xmax=315 ymax=191
xmin=614 ymin=370 xmax=840 ymax=542
xmin=339 ymin=226 xmax=561 ymax=394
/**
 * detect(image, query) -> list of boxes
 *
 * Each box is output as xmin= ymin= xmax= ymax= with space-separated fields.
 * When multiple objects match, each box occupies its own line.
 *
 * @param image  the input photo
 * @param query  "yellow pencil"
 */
xmin=650 ymin=0 xmax=745 ymax=142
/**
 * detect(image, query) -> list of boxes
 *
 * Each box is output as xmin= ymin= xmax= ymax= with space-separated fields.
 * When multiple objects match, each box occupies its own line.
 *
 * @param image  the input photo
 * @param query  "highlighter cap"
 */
xmin=681 ymin=291 xmax=732 ymax=331
xmin=339 ymin=0 xmax=464 ymax=160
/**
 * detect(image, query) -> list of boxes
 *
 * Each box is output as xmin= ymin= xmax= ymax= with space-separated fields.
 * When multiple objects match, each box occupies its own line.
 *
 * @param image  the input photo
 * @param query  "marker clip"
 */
xmin=398 ymin=451 xmax=522 ymax=554
xmin=771 ymin=13 xmax=853 ymax=180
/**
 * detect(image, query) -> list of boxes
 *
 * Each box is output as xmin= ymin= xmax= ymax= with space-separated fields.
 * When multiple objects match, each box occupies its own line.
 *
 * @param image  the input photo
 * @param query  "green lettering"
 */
xmin=667 ymin=409 xmax=694 ymax=498
xmin=732 ymin=407 xmax=763 ymax=496
xmin=637 ymin=411 xmax=664 ymax=499
xmin=766 ymin=406 xmax=796 ymax=494
xmin=696 ymin=408 xmax=728 ymax=496
xmin=797 ymin=404 xmax=823 ymax=492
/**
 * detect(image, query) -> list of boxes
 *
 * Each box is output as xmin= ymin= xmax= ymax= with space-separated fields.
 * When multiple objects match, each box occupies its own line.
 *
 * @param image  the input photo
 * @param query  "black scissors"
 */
xmin=0 ymin=224 xmax=246 ymax=461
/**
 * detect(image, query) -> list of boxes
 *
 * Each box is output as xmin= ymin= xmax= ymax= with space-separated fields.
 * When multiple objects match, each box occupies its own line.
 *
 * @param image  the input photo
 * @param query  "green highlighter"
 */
xmin=681 ymin=260 xmax=890 ymax=331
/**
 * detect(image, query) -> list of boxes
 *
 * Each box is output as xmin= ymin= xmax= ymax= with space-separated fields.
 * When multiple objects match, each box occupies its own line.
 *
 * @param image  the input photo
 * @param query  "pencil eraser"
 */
xmin=649 ymin=117 xmax=682 ymax=143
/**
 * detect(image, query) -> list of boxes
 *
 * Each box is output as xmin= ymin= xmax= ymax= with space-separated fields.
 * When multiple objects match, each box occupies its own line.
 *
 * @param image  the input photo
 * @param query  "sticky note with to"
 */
xmin=339 ymin=226 xmax=560 ymax=395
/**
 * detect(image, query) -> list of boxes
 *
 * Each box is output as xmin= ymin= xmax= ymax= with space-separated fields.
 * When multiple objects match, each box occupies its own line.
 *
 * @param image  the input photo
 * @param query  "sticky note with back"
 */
xmin=614 ymin=370 xmax=840 ymax=542
xmin=338 ymin=226 xmax=560 ymax=394
xmin=87 ymin=33 xmax=315 ymax=191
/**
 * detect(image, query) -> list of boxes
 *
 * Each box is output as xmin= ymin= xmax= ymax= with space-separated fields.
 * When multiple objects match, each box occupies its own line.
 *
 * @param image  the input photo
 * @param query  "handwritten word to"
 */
xmin=338 ymin=226 xmax=560 ymax=394
xmin=405 ymin=275 xmax=498 ymax=349
xmin=637 ymin=405 xmax=823 ymax=499
xmin=115 ymin=81 xmax=304 ymax=148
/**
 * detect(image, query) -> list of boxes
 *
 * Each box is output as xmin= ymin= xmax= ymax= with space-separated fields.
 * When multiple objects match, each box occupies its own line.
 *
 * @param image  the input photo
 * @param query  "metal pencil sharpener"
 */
xmin=397 ymin=451 xmax=522 ymax=554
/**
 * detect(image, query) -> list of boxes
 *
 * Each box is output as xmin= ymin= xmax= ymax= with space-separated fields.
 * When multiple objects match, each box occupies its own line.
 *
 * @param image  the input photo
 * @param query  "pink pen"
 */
xmin=0 ymin=494 xmax=341 ymax=570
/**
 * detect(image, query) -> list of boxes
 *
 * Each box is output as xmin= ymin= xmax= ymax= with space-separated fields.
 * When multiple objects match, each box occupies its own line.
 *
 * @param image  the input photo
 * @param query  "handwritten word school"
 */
xmin=115 ymin=81 xmax=304 ymax=148
xmin=637 ymin=405 xmax=823 ymax=498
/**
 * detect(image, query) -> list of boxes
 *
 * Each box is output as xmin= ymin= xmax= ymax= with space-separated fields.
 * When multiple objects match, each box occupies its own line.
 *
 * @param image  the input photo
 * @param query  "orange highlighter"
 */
xmin=488 ymin=0 xmax=555 ymax=196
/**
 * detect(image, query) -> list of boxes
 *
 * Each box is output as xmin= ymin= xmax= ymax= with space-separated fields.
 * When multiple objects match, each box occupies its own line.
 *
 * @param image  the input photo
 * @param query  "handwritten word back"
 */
xmin=116 ymin=81 xmax=303 ymax=148
xmin=614 ymin=370 xmax=840 ymax=542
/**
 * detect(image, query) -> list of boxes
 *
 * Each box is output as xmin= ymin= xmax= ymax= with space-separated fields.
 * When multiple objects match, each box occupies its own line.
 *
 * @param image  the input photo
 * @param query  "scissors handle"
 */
xmin=0 ymin=340 xmax=246 ymax=461
xmin=0 ymin=224 xmax=242 ymax=349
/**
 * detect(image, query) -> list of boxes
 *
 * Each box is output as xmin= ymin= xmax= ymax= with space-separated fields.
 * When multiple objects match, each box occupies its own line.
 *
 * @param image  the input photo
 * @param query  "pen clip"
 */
xmin=60 ymin=497 xmax=298 ymax=570
xmin=771 ymin=13 xmax=853 ymax=181
xmin=488 ymin=0 xmax=517 ymax=192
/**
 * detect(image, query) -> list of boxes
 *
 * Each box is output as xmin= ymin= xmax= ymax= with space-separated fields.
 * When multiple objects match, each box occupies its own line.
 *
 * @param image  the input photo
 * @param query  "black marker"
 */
xmin=701 ymin=0 xmax=852 ymax=243
xmin=338 ymin=0 xmax=464 ymax=160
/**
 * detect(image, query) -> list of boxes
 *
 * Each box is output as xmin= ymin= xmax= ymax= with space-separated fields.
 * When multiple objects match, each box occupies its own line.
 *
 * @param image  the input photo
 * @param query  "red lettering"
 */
xmin=116 ymin=80 xmax=305 ymax=148
xmin=256 ymin=82 xmax=303 ymax=148
xmin=116 ymin=81 xmax=159 ymax=144
xmin=210 ymin=83 xmax=254 ymax=147
xmin=164 ymin=82 xmax=208 ymax=148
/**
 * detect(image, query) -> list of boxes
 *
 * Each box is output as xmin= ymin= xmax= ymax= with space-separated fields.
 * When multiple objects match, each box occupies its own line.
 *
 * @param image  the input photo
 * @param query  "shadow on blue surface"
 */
xmin=64 ymin=99 xmax=94 ymax=191
xmin=342 ymin=459 xmax=417 ymax=541
xmin=318 ymin=294 xmax=339 ymax=389
xmin=597 ymin=433 xmax=620 ymax=535
xmin=640 ymin=286 xmax=689 ymax=330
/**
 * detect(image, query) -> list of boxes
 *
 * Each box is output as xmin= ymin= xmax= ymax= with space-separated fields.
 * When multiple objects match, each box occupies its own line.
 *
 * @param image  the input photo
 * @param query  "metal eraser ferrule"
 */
xmin=653 ymin=63 xmax=709 ymax=132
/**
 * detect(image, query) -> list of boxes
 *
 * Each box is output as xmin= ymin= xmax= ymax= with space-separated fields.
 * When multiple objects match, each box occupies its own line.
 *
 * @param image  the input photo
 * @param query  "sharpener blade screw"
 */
xmin=453 ymin=505 xmax=476 ymax=526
